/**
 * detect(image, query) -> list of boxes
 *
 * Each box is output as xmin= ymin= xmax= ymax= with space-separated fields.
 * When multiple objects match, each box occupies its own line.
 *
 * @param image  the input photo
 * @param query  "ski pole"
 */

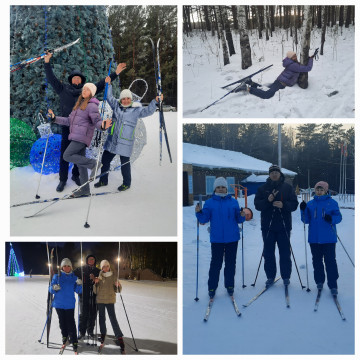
xmin=84 ymin=59 xmax=113 ymax=229
xmin=331 ymin=225 xmax=355 ymax=267
xmin=303 ymin=223 xmax=311 ymax=292
xmin=194 ymin=195 xmax=202 ymax=301
xmin=279 ymin=210 xmax=305 ymax=289
xmin=117 ymin=242 xmax=138 ymax=351
xmin=38 ymin=311 xmax=51 ymax=343
xmin=251 ymin=252 xmax=263 ymax=287
xmin=241 ymin=222 xmax=246 ymax=288
xmin=35 ymin=113 xmax=51 ymax=199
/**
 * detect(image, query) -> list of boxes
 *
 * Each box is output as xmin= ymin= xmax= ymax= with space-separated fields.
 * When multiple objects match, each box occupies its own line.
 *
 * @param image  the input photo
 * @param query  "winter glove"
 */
xmin=300 ymin=201 xmax=307 ymax=211
xmin=76 ymin=278 xmax=82 ymax=285
xmin=53 ymin=284 xmax=61 ymax=291
xmin=324 ymin=214 xmax=332 ymax=223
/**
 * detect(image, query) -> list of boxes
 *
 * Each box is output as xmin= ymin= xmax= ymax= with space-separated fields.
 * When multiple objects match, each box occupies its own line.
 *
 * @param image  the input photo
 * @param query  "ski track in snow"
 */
xmin=10 ymin=112 xmax=177 ymax=236
xmin=6 ymin=277 xmax=177 ymax=355
xmin=183 ymin=27 xmax=355 ymax=118
xmin=183 ymin=195 xmax=354 ymax=354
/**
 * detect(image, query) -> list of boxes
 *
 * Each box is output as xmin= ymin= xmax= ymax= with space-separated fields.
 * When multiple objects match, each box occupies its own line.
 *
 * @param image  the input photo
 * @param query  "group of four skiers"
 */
xmin=44 ymin=51 xmax=163 ymax=197
xmin=49 ymin=254 xmax=126 ymax=354
xmin=196 ymin=164 xmax=342 ymax=301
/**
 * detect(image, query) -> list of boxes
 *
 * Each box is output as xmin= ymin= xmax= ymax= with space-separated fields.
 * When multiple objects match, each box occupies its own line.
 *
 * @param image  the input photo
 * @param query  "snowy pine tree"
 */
xmin=10 ymin=5 xmax=119 ymax=130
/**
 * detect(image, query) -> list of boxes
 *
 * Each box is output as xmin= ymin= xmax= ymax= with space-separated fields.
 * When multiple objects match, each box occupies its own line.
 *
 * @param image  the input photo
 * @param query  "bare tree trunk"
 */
xmin=222 ymin=6 xmax=235 ymax=56
xmin=231 ymin=6 xmax=239 ymax=30
xmin=270 ymin=6 xmax=275 ymax=32
xmin=264 ymin=6 xmax=269 ymax=40
xmin=238 ymin=5 xmax=252 ymax=69
xmin=203 ymin=6 xmax=212 ymax=31
xmin=254 ymin=6 xmax=262 ymax=39
xmin=317 ymin=6 xmax=322 ymax=28
xmin=215 ymin=6 xmax=230 ymax=66
xmin=320 ymin=6 xmax=327 ymax=55
xmin=343 ymin=6 xmax=348 ymax=28
xmin=183 ymin=6 xmax=192 ymax=35
xmin=298 ymin=5 xmax=312 ymax=89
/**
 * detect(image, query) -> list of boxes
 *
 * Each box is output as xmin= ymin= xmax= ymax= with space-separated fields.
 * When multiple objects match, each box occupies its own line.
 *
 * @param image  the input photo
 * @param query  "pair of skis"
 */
xmin=200 ymin=64 xmax=273 ymax=112
xmin=149 ymin=38 xmax=172 ymax=165
xmin=10 ymin=38 xmax=80 ymax=73
xmin=58 ymin=340 xmax=78 ymax=355
xmin=314 ymin=289 xmax=346 ymax=320
xmin=203 ymin=295 xmax=241 ymax=322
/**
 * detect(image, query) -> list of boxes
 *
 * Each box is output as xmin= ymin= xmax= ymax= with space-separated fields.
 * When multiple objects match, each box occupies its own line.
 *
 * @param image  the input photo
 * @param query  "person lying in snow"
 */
xmin=236 ymin=50 xmax=316 ymax=99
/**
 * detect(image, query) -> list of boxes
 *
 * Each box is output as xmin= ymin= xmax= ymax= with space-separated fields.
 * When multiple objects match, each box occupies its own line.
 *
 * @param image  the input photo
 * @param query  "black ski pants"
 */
xmin=97 ymin=303 xmax=123 ymax=338
xmin=310 ymin=243 xmax=339 ymax=289
xmin=79 ymin=291 xmax=97 ymax=336
xmin=55 ymin=307 xmax=78 ymax=344
xmin=59 ymin=126 xmax=79 ymax=181
xmin=208 ymin=241 xmax=238 ymax=292
xmin=262 ymin=229 xmax=292 ymax=280
xmin=99 ymin=150 xmax=131 ymax=187
xmin=249 ymin=79 xmax=285 ymax=99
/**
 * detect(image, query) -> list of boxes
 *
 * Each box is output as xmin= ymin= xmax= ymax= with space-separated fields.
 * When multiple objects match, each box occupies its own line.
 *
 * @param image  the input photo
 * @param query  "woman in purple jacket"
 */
xmin=238 ymin=51 xmax=314 ymax=99
xmin=48 ymin=83 xmax=112 ymax=196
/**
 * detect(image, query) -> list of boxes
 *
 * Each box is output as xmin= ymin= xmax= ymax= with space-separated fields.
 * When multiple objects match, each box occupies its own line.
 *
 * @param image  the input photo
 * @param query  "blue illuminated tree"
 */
xmin=7 ymin=243 xmax=23 ymax=276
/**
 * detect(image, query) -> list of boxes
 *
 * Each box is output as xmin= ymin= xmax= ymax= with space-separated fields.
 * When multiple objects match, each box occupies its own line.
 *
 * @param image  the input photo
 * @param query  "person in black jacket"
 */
xmin=254 ymin=165 xmax=298 ymax=287
xmin=73 ymin=254 xmax=100 ymax=339
xmin=44 ymin=51 xmax=126 ymax=192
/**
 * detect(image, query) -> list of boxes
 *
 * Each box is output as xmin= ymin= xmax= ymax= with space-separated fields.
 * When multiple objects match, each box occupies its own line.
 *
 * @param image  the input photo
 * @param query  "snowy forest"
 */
xmin=183 ymin=123 xmax=354 ymax=192
xmin=183 ymin=5 xmax=355 ymax=118
xmin=10 ymin=5 xmax=177 ymax=130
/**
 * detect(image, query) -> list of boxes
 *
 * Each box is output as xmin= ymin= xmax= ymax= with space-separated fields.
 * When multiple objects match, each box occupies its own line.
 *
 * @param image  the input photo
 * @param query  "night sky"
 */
xmin=5 ymin=242 xmax=177 ymax=277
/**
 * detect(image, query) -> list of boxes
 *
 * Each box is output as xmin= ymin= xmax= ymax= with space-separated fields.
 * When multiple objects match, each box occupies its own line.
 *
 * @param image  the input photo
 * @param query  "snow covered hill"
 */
xmin=183 ymin=27 xmax=355 ymax=118
xmin=5 ymin=276 xmax=177 ymax=355
xmin=10 ymin=112 xmax=177 ymax=236
xmin=183 ymin=194 xmax=354 ymax=354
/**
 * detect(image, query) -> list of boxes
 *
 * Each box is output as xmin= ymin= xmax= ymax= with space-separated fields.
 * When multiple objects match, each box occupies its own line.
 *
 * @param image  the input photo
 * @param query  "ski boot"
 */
xmin=118 ymin=184 xmax=130 ymax=192
xmin=94 ymin=180 xmax=108 ymax=188
xmin=118 ymin=337 xmax=126 ymax=354
xmin=265 ymin=278 xmax=275 ymax=288
xmin=226 ymin=286 xmax=234 ymax=296
xmin=283 ymin=279 xmax=290 ymax=286
xmin=56 ymin=180 xmax=66 ymax=192
xmin=73 ymin=342 xmax=79 ymax=354
xmin=208 ymin=289 xmax=216 ymax=299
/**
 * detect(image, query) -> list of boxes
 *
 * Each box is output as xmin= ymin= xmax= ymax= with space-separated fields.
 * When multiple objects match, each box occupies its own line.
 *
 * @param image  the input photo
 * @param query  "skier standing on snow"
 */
xmin=48 ymin=83 xmax=112 ymax=197
xmin=49 ymin=258 xmax=82 ymax=353
xmin=195 ymin=177 xmax=246 ymax=298
xmin=44 ymin=52 xmax=126 ymax=192
xmin=93 ymin=259 xmax=125 ymax=354
xmin=300 ymin=181 xmax=342 ymax=295
xmin=237 ymin=50 xmax=315 ymax=99
xmin=73 ymin=254 xmax=100 ymax=340
xmin=254 ymin=165 xmax=298 ymax=287
xmin=93 ymin=75 xmax=163 ymax=192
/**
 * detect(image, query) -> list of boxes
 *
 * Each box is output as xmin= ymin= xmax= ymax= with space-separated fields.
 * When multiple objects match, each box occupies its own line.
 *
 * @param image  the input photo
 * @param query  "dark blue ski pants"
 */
xmin=208 ymin=241 xmax=238 ymax=292
xmin=310 ymin=243 xmax=339 ymax=289
xmin=249 ymin=80 xmax=285 ymax=99
xmin=262 ymin=229 xmax=292 ymax=280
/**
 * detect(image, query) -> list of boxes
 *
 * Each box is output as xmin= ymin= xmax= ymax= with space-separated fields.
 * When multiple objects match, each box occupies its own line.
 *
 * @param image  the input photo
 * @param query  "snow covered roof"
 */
xmin=242 ymin=174 xmax=269 ymax=183
xmin=183 ymin=143 xmax=297 ymax=176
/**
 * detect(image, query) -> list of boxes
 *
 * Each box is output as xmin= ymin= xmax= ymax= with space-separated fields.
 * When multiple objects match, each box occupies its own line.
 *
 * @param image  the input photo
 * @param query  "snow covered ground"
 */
xmin=183 ymin=26 xmax=355 ymax=118
xmin=183 ymin=194 xmax=354 ymax=354
xmin=10 ymin=112 xmax=177 ymax=236
xmin=5 ymin=276 xmax=177 ymax=355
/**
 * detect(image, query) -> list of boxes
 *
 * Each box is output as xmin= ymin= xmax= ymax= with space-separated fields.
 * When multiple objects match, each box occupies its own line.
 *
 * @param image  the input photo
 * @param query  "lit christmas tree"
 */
xmin=7 ymin=243 xmax=24 ymax=276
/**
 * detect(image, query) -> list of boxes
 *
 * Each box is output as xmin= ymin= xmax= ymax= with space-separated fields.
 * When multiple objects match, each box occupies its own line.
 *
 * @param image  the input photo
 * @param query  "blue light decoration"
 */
xmin=29 ymin=123 xmax=71 ymax=174
xmin=7 ymin=243 xmax=24 ymax=277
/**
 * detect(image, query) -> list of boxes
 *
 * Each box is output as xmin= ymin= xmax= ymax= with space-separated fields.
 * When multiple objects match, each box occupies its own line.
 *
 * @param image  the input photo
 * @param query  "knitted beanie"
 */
xmin=60 ymin=258 xmax=72 ymax=269
xmin=286 ymin=51 xmax=296 ymax=59
xmin=269 ymin=164 xmax=281 ymax=174
xmin=100 ymin=259 xmax=110 ymax=270
xmin=213 ymin=177 xmax=228 ymax=191
xmin=83 ymin=83 xmax=97 ymax=97
xmin=314 ymin=181 xmax=329 ymax=192
xmin=120 ymin=89 xmax=133 ymax=100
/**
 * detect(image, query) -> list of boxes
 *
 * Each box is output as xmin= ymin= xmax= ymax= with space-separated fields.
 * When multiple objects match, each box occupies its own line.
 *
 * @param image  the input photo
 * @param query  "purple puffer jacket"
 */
xmin=277 ymin=57 xmax=313 ymax=87
xmin=55 ymin=97 xmax=102 ymax=147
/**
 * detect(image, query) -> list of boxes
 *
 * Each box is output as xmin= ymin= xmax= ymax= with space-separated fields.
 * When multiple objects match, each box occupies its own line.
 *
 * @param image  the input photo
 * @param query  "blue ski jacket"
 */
xmin=103 ymin=84 xmax=158 ymax=157
xmin=49 ymin=272 xmax=82 ymax=310
xmin=301 ymin=195 xmax=342 ymax=244
xmin=196 ymin=194 xmax=245 ymax=244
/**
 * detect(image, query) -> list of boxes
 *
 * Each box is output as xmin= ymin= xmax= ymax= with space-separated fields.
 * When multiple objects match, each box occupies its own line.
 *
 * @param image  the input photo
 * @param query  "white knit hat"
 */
xmin=60 ymin=258 xmax=72 ymax=269
xmin=120 ymin=89 xmax=133 ymax=100
xmin=213 ymin=177 xmax=228 ymax=191
xmin=83 ymin=83 xmax=97 ymax=97
xmin=100 ymin=259 xmax=110 ymax=270
xmin=286 ymin=51 xmax=296 ymax=59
